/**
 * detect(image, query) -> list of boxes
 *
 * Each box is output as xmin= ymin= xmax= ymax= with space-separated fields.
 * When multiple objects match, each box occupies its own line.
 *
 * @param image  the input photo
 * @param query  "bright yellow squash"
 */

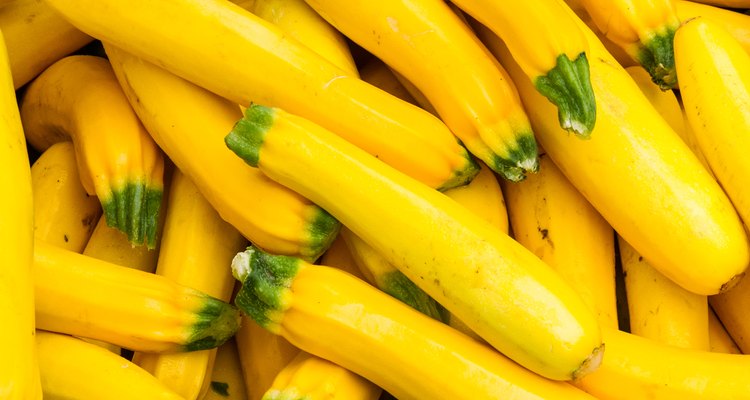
xmin=304 ymin=0 xmax=539 ymax=181
xmin=0 ymin=28 xmax=41 ymax=400
xmin=452 ymin=0 xmax=597 ymax=136
xmin=45 ymin=0 xmax=478 ymax=191
xmin=204 ymin=339 xmax=248 ymax=400
xmin=577 ymin=0 xmax=680 ymax=88
xmin=33 ymin=240 xmax=240 ymax=353
xmin=20 ymin=55 xmax=165 ymax=248
xmin=104 ymin=44 xmax=339 ymax=261
xmin=225 ymin=105 xmax=603 ymax=380
xmin=476 ymin=19 xmax=749 ymax=296
xmin=31 ymin=141 xmax=101 ymax=252
xmin=232 ymin=247 xmax=599 ymax=398
xmin=676 ymin=17 xmax=750 ymax=241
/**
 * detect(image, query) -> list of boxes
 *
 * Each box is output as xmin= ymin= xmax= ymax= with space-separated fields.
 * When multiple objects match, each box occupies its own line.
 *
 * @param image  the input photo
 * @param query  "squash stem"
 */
xmin=232 ymin=247 xmax=302 ymax=332
xmin=183 ymin=293 xmax=242 ymax=352
xmin=534 ymin=52 xmax=596 ymax=137
xmin=635 ymin=25 xmax=678 ymax=90
xmin=100 ymin=181 xmax=162 ymax=249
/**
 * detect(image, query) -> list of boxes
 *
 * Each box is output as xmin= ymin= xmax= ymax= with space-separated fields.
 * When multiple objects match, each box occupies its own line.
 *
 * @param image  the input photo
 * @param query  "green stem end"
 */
xmin=183 ymin=295 xmax=242 ymax=352
xmin=231 ymin=247 xmax=302 ymax=331
xmin=101 ymin=183 xmax=162 ymax=249
xmin=225 ymin=104 xmax=275 ymax=168
xmin=534 ymin=52 xmax=597 ymax=138
xmin=635 ymin=26 xmax=678 ymax=90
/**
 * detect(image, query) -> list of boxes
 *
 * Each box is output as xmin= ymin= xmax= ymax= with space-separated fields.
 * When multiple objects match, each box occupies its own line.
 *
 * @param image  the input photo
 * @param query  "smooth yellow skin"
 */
xmin=451 ymin=0 xmax=589 ymax=79
xmin=204 ymin=339 xmax=248 ymax=400
xmin=0 ymin=0 xmax=92 ymax=89
xmin=36 ymin=331 xmax=185 ymax=400
xmin=677 ymin=18 xmax=750 ymax=241
xmin=479 ymin=21 xmax=750 ymax=296
xmin=31 ymin=141 xmax=101 ymax=252
xmin=242 ymin=0 xmax=358 ymax=77
xmin=34 ymin=240 xmax=215 ymax=353
xmin=83 ymin=215 xmax=160 ymax=273
xmin=688 ymin=0 xmax=750 ymax=6
xmin=0 ymin=29 xmax=41 ymax=400
xmin=305 ymin=0 xmax=537 ymax=178
xmin=620 ymin=237 xmax=710 ymax=350
xmin=46 ymin=0 xmax=475 ymax=190
xmin=575 ymin=327 xmax=750 ymax=399
xmin=104 ymin=45 xmax=329 ymax=260
xmin=563 ymin=1 xmax=639 ymax=68
xmin=503 ymin=154 xmax=618 ymax=329
xmin=248 ymin=107 xmax=603 ymax=381
xmin=133 ymin=170 xmax=247 ymax=400
xmin=274 ymin=264 xmax=597 ymax=399
xmin=579 ymin=0 xmax=679 ymax=58
xmin=708 ymin=306 xmax=742 ymax=354
xmin=710 ymin=274 xmax=750 ymax=353
xmin=262 ymin=351 xmax=382 ymax=400
xmin=675 ymin=1 xmax=750 ymax=55
xmin=20 ymin=55 xmax=164 ymax=206
xmin=235 ymin=316 xmax=300 ymax=400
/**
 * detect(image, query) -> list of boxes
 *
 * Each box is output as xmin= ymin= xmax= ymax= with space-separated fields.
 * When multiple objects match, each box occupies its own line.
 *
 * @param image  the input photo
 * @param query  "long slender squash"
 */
xmin=132 ymin=170 xmax=247 ymax=400
xmin=0 ymin=0 xmax=92 ymax=89
xmin=232 ymin=247 xmax=599 ymax=398
xmin=31 ymin=141 xmax=101 ymax=252
xmin=46 ymin=0 xmax=478 ymax=191
xmin=33 ymin=240 xmax=240 ymax=353
xmin=676 ymin=17 xmax=750 ymax=243
xmin=104 ymin=44 xmax=339 ymax=261
xmin=20 ymin=55 xmax=165 ymax=248
xmin=619 ymin=236 xmax=710 ymax=350
xmin=451 ymin=0 xmax=597 ymax=136
xmin=503 ymin=154 xmax=618 ymax=329
xmin=36 ymin=330 xmax=185 ymax=400
xmin=475 ymin=18 xmax=750 ymax=296
xmin=241 ymin=0 xmax=358 ymax=77
xmin=0 ymin=28 xmax=41 ymax=400
xmin=262 ymin=351 xmax=382 ymax=400
xmin=225 ymin=104 xmax=602 ymax=380
xmin=574 ymin=327 xmax=750 ymax=399
xmin=675 ymin=1 xmax=750 ymax=55
xmin=304 ymin=0 xmax=539 ymax=181
xmin=577 ymin=0 xmax=680 ymax=89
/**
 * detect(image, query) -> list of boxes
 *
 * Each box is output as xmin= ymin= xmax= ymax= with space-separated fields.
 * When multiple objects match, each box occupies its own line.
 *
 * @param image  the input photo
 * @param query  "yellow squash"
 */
xmin=676 ymin=17 xmax=750 ymax=241
xmin=262 ymin=351 xmax=382 ymax=400
xmin=708 ymin=307 xmax=742 ymax=354
xmin=235 ymin=316 xmax=300 ymax=400
xmin=104 ymin=44 xmax=338 ymax=261
xmin=20 ymin=55 xmax=165 ymax=248
xmin=675 ymin=1 xmax=750 ymax=55
xmin=454 ymin=0 xmax=597 ymax=136
xmin=82 ymin=215 xmax=160 ymax=273
xmin=620 ymin=237 xmax=710 ymax=350
xmin=0 ymin=0 xmax=92 ymax=88
xmin=46 ymin=0 xmax=478 ymax=191
xmin=240 ymin=0 xmax=358 ymax=76
xmin=204 ymin=339 xmax=248 ymax=400
xmin=709 ymin=274 xmax=750 ymax=353
xmin=578 ymin=0 xmax=680 ymax=88
xmin=575 ymin=327 xmax=750 ymax=399
xmin=503 ymin=154 xmax=618 ymax=329
xmin=36 ymin=330 xmax=184 ymax=400
xmin=132 ymin=170 xmax=247 ymax=400
xmin=688 ymin=0 xmax=750 ymax=6
xmin=225 ymin=105 xmax=603 ymax=380
xmin=305 ymin=0 xmax=539 ymax=181
xmin=232 ymin=248 xmax=598 ymax=398
xmin=31 ymin=141 xmax=101 ymax=252
xmin=476 ymin=19 xmax=750 ymax=296
xmin=33 ymin=240 xmax=240 ymax=353
xmin=0 ymin=28 xmax=41 ymax=400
